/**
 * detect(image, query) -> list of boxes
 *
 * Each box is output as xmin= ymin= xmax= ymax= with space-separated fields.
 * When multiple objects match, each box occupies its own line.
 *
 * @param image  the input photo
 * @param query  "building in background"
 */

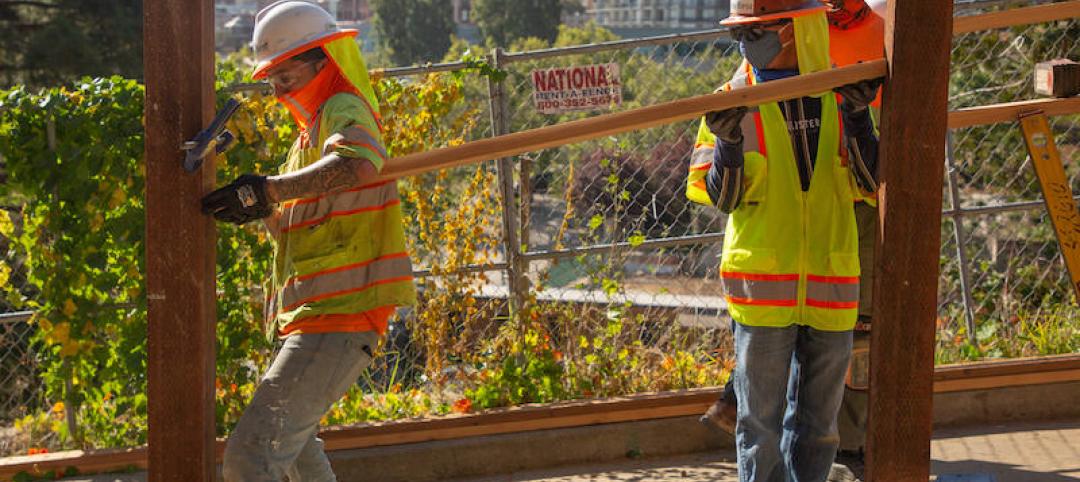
xmin=338 ymin=0 xmax=373 ymax=21
xmin=583 ymin=0 xmax=730 ymax=36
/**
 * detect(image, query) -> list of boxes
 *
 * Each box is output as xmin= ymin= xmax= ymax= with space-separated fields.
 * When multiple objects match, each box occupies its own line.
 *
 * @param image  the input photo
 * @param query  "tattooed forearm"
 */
xmin=265 ymin=154 xmax=376 ymax=203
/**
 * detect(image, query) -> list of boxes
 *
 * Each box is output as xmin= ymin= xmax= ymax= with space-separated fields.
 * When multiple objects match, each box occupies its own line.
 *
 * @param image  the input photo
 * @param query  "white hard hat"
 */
xmin=867 ymin=0 xmax=886 ymax=17
xmin=251 ymin=0 xmax=356 ymax=79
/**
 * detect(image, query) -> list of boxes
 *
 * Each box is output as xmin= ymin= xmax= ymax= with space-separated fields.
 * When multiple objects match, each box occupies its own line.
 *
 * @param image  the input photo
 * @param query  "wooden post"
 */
xmin=143 ymin=0 xmax=217 ymax=480
xmin=866 ymin=0 xmax=953 ymax=480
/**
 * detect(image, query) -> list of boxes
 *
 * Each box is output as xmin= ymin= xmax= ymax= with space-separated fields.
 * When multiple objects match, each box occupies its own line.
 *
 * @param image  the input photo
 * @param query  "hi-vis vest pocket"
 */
xmin=832 ymin=154 xmax=858 ymax=204
xmin=722 ymin=247 xmax=778 ymax=272
xmin=741 ymin=152 xmax=767 ymax=206
xmin=828 ymin=252 xmax=860 ymax=277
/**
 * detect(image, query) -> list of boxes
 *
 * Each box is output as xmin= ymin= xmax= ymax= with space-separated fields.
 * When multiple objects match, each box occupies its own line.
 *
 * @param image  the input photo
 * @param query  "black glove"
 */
xmin=705 ymin=106 xmax=747 ymax=144
xmin=834 ymin=77 xmax=883 ymax=114
xmin=200 ymin=174 xmax=273 ymax=225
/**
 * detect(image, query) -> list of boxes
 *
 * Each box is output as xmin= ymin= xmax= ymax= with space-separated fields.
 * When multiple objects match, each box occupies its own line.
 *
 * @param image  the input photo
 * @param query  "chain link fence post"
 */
xmin=487 ymin=48 xmax=528 ymax=324
xmin=945 ymin=131 xmax=980 ymax=346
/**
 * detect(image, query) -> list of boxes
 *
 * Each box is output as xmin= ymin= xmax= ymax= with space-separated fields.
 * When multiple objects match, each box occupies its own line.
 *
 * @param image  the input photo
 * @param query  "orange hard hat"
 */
xmin=721 ymin=0 xmax=828 ymax=26
xmin=828 ymin=0 xmax=884 ymax=66
xmin=828 ymin=0 xmax=885 ymax=107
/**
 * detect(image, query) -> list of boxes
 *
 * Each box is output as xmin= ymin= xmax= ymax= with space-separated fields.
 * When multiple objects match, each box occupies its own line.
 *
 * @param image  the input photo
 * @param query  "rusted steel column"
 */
xmin=143 ymin=0 xmax=217 ymax=480
xmin=866 ymin=0 xmax=953 ymax=480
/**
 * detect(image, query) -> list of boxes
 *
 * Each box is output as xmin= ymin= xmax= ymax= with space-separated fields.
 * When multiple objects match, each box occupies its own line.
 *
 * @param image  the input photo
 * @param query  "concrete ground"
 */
xmin=57 ymin=420 xmax=1080 ymax=481
xmin=448 ymin=420 xmax=1080 ymax=482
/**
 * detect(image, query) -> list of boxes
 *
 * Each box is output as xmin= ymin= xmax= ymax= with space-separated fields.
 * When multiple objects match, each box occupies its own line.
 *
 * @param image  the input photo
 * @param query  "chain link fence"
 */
xmin=0 ymin=0 xmax=1076 ymax=431
xmin=939 ymin=5 xmax=1079 ymax=360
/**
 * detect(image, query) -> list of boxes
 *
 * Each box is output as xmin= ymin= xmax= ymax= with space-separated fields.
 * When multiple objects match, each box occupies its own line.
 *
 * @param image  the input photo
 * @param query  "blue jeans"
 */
xmin=223 ymin=331 xmax=378 ymax=482
xmin=733 ymin=323 xmax=852 ymax=482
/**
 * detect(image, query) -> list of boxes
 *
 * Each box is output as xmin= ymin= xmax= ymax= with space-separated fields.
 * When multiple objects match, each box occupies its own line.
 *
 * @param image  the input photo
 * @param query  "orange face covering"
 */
xmin=277 ymin=59 xmax=359 ymax=144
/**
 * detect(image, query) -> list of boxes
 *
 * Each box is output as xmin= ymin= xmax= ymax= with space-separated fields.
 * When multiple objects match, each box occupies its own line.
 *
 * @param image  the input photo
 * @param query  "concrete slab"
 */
xmin=450 ymin=452 xmax=740 ymax=482
xmin=931 ymin=420 xmax=1080 ymax=482
xmin=54 ymin=420 xmax=1080 ymax=482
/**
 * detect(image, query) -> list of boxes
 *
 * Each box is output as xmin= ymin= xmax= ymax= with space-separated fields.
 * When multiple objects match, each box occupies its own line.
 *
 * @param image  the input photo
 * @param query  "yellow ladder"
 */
xmin=1019 ymin=110 xmax=1080 ymax=302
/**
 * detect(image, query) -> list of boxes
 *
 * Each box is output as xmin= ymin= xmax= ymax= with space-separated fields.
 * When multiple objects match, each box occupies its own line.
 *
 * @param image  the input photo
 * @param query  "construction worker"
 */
xmin=200 ymin=1 xmax=416 ymax=480
xmin=698 ymin=4 xmax=884 ymax=474
xmin=686 ymin=0 xmax=881 ymax=479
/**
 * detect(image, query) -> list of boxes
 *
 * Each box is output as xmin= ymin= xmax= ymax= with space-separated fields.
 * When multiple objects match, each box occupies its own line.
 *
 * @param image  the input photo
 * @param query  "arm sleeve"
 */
xmin=842 ymin=108 xmax=879 ymax=194
xmin=688 ymin=117 xmax=745 ymax=213
xmin=320 ymin=95 xmax=388 ymax=173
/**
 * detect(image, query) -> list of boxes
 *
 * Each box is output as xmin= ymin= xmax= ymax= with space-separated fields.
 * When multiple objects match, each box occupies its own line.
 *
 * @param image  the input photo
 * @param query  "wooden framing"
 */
xmin=9 ymin=1 xmax=1070 ymax=480
xmin=4 ymin=356 xmax=1079 ymax=479
xmin=378 ymin=60 xmax=887 ymax=179
xmin=143 ymin=0 xmax=217 ymax=481
xmin=866 ymin=0 xmax=954 ymax=480
xmin=949 ymin=97 xmax=1080 ymax=129
xmin=953 ymin=0 xmax=1080 ymax=34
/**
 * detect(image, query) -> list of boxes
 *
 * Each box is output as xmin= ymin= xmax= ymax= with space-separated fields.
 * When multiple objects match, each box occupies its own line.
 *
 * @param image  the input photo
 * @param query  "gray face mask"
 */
xmin=738 ymin=30 xmax=783 ymax=70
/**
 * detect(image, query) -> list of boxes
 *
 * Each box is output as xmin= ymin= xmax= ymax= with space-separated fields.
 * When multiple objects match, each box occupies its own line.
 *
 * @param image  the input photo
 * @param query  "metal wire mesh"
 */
xmin=0 ymin=315 xmax=41 ymax=424
xmin=939 ymin=15 xmax=1080 ymax=349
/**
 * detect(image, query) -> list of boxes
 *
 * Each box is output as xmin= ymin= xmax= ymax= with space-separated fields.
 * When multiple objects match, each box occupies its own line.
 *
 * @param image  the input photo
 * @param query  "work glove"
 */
xmin=834 ymin=77 xmax=883 ymax=114
xmin=823 ymin=0 xmax=871 ymax=30
xmin=200 ymin=174 xmax=273 ymax=225
xmin=705 ymin=106 xmax=747 ymax=145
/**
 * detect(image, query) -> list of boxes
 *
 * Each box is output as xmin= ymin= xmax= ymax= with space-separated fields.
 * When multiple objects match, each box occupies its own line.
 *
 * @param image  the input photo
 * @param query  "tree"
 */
xmin=372 ymin=0 xmax=455 ymax=66
xmin=0 ymin=0 xmax=142 ymax=88
xmin=473 ymin=0 xmax=562 ymax=46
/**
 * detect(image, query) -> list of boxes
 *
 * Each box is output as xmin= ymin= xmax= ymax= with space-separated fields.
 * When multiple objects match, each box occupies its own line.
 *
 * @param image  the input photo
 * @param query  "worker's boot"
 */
xmin=699 ymin=398 xmax=737 ymax=435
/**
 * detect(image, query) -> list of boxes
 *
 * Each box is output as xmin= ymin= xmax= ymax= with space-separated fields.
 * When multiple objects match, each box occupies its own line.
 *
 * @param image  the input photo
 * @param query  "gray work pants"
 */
xmin=222 ymin=331 xmax=378 ymax=482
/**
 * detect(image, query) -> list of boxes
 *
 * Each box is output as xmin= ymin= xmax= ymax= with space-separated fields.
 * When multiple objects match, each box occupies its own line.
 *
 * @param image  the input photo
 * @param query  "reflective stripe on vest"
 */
xmin=721 ymin=271 xmax=798 ymax=307
xmin=281 ymin=181 xmax=399 ymax=233
xmin=805 ymin=274 xmax=860 ymax=309
xmin=277 ymin=252 xmax=413 ymax=313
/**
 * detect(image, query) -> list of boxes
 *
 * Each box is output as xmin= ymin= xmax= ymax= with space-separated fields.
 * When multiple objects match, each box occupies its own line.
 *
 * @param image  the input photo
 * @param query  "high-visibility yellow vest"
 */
xmin=263 ymin=36 xmax=416 ymax=339
xmin=692 ymin=13 xmax=860 ymax=331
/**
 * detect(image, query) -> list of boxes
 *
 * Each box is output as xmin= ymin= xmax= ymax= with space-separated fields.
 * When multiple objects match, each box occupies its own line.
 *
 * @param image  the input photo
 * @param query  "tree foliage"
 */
xmin=472 ymin=0 xmax=562 ymax=46
xmin=0 ymin=0 xmax=142 ymax=88
xmin=372 ymin=0 xmax=456 ymax=66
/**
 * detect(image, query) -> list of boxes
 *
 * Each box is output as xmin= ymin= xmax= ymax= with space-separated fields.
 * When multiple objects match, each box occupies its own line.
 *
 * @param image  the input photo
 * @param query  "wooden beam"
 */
xmin=377 ymin=60 xmax=887 ymax=180
xmin=6 ymin=356 xmax=1080 ymax=478
xmin=953 ymin=0 xmax=1080 ymax=34
xmin=949 ymin=96 xmax=1080 ymax=129
xmin=318 ymin=388 xmax=720 ymax=451
xmin=143 ymin=0 xmax=217 ymax=481
xmin=934 ymin=353 xmax=1080 ymax=380
xmin=867 ymin=0 xmax=953 ymax=480
xmin=375 ymin=60 xmax=1075 ymax=185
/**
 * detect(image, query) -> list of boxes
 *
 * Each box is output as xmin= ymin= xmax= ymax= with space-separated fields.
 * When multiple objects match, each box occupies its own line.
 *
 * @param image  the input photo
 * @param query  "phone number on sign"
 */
xmin=537 ymin=94 xmax=620 ymax=111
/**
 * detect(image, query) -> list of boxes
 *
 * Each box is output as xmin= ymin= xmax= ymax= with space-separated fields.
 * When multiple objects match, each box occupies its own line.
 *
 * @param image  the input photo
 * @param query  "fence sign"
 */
xmin=531 ymin=63 xmax=622 ymax=114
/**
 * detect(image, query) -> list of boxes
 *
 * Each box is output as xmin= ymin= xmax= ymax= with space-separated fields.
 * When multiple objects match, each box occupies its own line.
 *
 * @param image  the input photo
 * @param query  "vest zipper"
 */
xmin=799 ymin=191 xmax=809 ymax=322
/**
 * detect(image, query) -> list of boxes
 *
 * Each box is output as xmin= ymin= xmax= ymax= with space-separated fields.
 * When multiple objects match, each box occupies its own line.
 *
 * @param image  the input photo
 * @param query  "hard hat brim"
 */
xmin=720 ymin=4 xmax=827 ymax=26
xmin=252 ymin=29 xmax=358 ymax=80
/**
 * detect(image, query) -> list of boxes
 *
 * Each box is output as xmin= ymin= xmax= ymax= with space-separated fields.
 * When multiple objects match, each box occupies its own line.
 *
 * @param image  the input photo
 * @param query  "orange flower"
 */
xmin=27 ymin=447 xmax=48 ymax=455
xmin=553 ymin=350 xmax=563 ymax=361
xmin=451 ymin=398 xmax=473 ymax=414
xmin=661 ymin=356 xmax=675 ymax=370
